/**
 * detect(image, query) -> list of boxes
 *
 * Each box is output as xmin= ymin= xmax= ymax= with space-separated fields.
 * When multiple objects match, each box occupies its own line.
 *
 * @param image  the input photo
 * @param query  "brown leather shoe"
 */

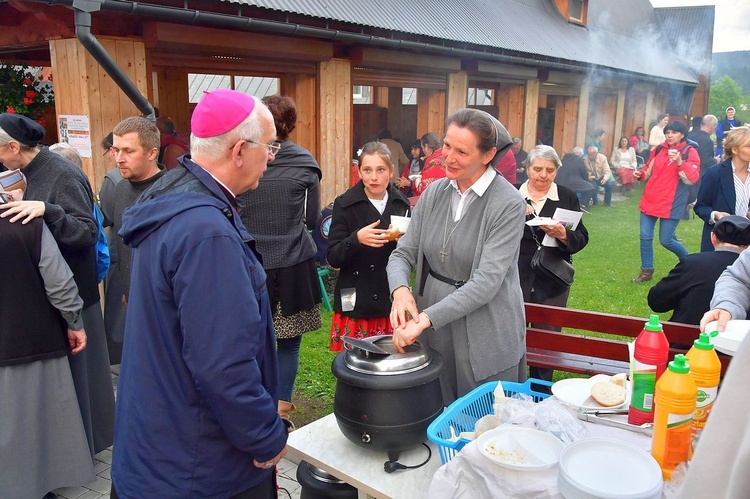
xmin=278 ymin=400 xmax=297 ymax=432
xmin=631 ymin=268 xmax=654 ymax=283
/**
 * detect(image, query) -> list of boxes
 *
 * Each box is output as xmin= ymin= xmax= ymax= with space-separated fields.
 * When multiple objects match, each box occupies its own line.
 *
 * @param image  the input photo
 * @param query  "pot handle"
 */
xmin=342 ymin=336 xmax=391 ymax=355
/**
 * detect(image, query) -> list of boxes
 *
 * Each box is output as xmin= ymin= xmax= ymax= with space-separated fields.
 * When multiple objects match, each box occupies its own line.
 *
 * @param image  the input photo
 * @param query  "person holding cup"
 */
xmin=326 ymin=142 xmax=411 ymax=351
xmin=632 ymin=120 xmax=700 ymax=283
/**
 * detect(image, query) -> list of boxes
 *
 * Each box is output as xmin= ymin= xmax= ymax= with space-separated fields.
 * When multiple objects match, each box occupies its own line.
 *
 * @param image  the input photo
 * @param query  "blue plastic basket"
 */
xmin=426 ymin=378 xmax=553 ymax=464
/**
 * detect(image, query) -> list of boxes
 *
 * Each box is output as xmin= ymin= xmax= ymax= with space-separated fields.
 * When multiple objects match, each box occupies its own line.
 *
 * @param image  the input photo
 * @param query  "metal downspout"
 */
xmin=72 ymin=0 xmax=155 ymax=121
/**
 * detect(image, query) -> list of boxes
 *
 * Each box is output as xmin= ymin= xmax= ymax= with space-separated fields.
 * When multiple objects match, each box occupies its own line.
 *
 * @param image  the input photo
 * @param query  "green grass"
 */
xmin=293 ymin=184 xmax=706 ymax=417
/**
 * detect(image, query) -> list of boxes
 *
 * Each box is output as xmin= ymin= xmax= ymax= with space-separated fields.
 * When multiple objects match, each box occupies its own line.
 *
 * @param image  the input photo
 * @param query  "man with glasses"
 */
xmin=111 ymin=89 xmax=287 ymax=498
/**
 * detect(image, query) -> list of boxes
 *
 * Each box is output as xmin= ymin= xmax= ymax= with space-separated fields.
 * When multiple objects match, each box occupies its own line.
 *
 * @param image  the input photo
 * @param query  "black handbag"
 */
xmin=530 ymin=230 xmax=574 ymax=288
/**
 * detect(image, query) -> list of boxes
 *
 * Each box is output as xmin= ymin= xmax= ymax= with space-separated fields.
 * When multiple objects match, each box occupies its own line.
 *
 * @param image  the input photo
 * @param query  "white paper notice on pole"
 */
xmin=58 ymin=115 xmax=92 ymax=158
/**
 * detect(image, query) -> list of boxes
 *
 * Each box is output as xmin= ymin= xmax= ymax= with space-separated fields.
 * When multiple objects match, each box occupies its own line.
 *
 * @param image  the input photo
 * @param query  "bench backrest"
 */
xmin=525 ymin=303 xmax=731 ymax=377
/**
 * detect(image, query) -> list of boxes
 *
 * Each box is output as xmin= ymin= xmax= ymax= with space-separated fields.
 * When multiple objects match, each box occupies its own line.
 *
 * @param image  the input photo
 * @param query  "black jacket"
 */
xmin=326 ymin=181 xmax=410 ymax=318
xmin=518 ymin=185 xmax=589 ymax=301
xmin=687 ymin=129 xmax=716 ymax=173
xmin=648 ymin=249 xmax=740 ymax=325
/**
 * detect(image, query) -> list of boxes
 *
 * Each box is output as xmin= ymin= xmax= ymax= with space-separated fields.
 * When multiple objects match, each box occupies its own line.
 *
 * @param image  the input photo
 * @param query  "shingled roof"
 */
xmin=222 ymin=0 xmax=712 ymax=84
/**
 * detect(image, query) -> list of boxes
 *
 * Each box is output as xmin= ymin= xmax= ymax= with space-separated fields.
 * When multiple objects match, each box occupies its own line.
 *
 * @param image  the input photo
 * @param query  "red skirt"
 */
xmin=618 ymin=167 xmax=635 ymax=187
xmin=329 ymin=312 xmax=393 ymax=352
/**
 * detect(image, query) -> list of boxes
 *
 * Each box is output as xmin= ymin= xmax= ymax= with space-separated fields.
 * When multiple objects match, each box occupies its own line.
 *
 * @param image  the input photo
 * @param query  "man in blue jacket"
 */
xmin=111 ymin=89 xmax=288 ymax=498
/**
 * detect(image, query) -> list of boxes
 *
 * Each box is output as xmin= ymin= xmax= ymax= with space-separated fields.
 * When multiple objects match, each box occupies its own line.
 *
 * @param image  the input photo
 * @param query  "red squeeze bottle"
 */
xmin=628 ymin=314 xmax=670 ymax=425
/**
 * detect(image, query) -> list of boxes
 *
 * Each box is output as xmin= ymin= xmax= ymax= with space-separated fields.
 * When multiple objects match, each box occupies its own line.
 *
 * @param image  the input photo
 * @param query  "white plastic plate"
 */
xmin=525 ymin=217 xmax=557 ymax=227
xmin=705 ymin=320 xmax=750 ymax=356
xmin=558 ymin=437 xmax=662 ymax=499
xmin=476 ymin=426 xmax=563 ymax=471
xmin=551 ymin=374 xmax=629 ymax=411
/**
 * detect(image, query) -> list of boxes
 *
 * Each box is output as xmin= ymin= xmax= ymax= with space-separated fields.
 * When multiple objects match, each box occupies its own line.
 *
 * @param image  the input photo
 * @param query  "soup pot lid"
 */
xmin=343 ymin=335 xmax=432 ymax=375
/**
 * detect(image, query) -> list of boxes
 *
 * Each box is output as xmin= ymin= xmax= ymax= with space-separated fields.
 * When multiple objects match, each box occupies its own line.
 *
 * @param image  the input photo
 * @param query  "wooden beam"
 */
xmin=49 ymin=36 xmax=147 ymax=194
xmin=318 ymin=58 xmax=351 ymax=206
xmin=613 ymin=84 xmax=627 ymax=148
xmin=142 ymin=22 xmax=333 ymax=62
xmin=417 ymin=89 xmax=446 ymax=138
xmin=523 ymin=79 xmax=540 ymax=150
xmin=576 ymin=78 xmax=590 ymax=148
xmin=281 ymin=74 xmax=317 ymax=158
xmin=446 ymin=71 xmax=468 ymax=117
xmin=350 ymin=46 xmax=460 ymax=74
xmin=467 ymin=60 xmax=538 ymax=79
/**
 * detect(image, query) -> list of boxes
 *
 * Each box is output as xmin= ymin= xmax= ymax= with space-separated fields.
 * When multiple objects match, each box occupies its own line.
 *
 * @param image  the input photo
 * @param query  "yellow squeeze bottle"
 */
xmin=686 ymin=332 xmax=721 ymax=439
xmin=651 ymin=354 xmax=697 ymax=480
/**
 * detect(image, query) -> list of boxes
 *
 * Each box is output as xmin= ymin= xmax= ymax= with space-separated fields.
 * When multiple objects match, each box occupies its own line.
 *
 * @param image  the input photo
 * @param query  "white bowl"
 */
xmin=476 ymin=426 xmax=564 ymax=471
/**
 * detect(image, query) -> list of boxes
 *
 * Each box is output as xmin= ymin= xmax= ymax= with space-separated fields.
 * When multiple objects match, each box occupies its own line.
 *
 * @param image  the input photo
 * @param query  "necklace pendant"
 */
xmin=440 ymin=249 xmax=447 ymax=263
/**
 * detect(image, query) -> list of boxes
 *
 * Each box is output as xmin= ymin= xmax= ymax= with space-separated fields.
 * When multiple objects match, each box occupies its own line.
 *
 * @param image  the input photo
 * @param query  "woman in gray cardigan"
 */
xmin=387 ymin=109 xmax=527 ymax=405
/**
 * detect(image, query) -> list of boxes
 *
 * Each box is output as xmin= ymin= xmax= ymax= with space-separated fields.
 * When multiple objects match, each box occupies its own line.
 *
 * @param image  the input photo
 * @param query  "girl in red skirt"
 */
xmin=326 ymin=142 xmax=411 ymax=351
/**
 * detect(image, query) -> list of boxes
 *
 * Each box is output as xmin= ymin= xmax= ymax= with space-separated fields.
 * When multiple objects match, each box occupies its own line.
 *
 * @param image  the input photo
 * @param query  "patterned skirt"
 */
xmin=273 ymin=303 xmax=322 ymax=340
xmin=329 ymin=312 xmax=393 ymax=351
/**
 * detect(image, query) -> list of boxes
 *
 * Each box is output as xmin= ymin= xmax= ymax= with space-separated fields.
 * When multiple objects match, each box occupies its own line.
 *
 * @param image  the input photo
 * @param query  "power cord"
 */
xmin=383 ymin=443 xmax=432 ymax=473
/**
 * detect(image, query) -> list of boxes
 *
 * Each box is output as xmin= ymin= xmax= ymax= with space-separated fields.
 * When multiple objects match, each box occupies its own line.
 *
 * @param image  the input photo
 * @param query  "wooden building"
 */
xmin=0 ymin=0 xmax=714 ymax=204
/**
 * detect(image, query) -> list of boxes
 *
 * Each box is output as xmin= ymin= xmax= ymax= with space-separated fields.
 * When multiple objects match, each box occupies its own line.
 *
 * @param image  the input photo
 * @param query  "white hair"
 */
xmin=190 ymin=96 xmax=267 ymax=162
xmin=49 ymin=142 xmax=83 ymax=168
xmin=527 ymin=145 xmax=561 ymax=168
xmin=0 ymin=126 xmax=37 ymax=150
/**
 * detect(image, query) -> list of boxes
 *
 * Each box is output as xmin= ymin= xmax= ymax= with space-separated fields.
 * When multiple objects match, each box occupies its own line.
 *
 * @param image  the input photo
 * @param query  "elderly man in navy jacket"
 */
xmin=111 ymin=90 xmax=288 ymax=498
xmin=648 ymin=215 xmax=750 ymax=327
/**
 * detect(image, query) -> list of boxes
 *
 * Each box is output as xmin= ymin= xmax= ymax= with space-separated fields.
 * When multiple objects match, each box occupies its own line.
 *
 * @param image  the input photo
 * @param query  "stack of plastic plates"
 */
xmin=557 ymin=438 xmax=662 ymax=499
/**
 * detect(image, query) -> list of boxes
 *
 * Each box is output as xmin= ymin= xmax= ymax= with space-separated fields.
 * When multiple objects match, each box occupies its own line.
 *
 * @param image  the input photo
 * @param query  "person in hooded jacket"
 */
xmin=111 ymin=90 xmax=287 ymax=498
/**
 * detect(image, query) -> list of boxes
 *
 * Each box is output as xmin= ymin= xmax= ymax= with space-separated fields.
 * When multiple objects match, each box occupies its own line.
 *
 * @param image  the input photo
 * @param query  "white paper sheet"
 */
xmin=542 ymin=208 xmax=582 ymax=247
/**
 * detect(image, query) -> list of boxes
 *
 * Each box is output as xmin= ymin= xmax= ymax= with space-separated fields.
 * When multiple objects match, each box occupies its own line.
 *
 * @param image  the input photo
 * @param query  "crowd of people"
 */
xmin=1 ymin=96 xmax=749 ymax=497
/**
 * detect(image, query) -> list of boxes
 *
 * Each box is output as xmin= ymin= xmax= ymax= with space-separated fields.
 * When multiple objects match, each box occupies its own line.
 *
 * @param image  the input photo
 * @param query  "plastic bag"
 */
xmin=534 ymin=398 xmax=589 ymax=444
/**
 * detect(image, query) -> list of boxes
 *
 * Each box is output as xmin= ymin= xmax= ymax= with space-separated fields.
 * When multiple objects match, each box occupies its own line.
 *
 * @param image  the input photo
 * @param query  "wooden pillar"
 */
xmin=318 ymin=58 xmax=351 ymax=205
xmin=50 ymin=37 xmax=148 ymax=194
xmin=417 ymin=89 xmax=446 ymax=138
xmin=576 ymin=78 xmax=591 ymax=149
xmin=496 ymin=83 xmax=525 ymax=138
xmin=153 ymin=67 xmax=189 ymax=135
xmin=644 ymin=86 xmax=656 ymax=127
xmin=373 ymin=87 xmax=389 ymax=107
xmin=446 ymin=71 xmax=468 ymax=117
xmin=613 ymin=84 xmax=627 ymax=150
xmin=387 ymin=88 xmax=407 ymax=143
xmin=281 ymin=74 xmax=317 ymax=157
xmin=522 ymin=79 xmax=540 ymax=151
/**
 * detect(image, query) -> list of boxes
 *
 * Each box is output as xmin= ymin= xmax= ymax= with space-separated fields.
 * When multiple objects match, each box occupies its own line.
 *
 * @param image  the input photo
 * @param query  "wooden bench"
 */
xmin=524 ymin=303 xmax=732 ymax=378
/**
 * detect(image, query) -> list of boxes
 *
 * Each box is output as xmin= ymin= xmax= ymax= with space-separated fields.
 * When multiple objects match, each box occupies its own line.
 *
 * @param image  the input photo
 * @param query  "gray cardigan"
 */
xmin=710 ymin=247 xmax=750 ymax=320
xmin=387 ymin=175 xmax=527 ymax=380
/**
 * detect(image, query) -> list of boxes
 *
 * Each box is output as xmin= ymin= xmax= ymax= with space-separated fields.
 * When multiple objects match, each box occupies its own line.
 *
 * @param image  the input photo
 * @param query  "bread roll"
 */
xmin=610 ymin=373 xmax=627 ymax=388
xmin=590 ymin=381 xmax=627 ymax=407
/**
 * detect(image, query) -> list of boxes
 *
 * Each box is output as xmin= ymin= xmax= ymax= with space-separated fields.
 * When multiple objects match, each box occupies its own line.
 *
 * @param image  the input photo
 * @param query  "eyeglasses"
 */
xmin=245 ymin=139 xmax=281 ymax=157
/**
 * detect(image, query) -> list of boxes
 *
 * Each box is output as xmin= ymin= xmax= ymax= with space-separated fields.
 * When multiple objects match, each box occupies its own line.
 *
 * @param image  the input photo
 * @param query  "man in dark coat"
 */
xmin=556 ymin=147 xmax=596 ymax=209
xmin=648 ymin=215 xmax=750 ymax=326
xmin=687 ymin=115 xmax=719 ymax=176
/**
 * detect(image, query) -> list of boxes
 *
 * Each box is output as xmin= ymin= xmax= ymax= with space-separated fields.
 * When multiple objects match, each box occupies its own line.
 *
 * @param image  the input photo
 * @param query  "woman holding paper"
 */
xmin=517 ymin=145 xmax=589 ymax=383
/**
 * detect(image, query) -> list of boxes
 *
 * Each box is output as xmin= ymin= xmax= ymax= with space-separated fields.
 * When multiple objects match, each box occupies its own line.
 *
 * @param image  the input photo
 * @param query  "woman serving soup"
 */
xmin=387 ymin=109 xmax=527 ymax=405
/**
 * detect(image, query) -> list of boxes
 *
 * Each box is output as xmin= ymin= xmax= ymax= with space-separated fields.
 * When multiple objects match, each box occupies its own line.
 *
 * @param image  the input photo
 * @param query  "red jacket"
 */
xmin=494 ymin=149 xmax=517 ymax=184
xmin=639 ymin=141 xmax=700 ymax=219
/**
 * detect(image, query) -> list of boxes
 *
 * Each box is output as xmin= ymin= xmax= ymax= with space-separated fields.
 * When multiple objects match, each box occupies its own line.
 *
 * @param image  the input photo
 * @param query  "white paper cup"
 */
xmin=409 ymin=174 xmax=422 ymax=184
xmin=391 ymin=215 xmax=411 ymax=234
